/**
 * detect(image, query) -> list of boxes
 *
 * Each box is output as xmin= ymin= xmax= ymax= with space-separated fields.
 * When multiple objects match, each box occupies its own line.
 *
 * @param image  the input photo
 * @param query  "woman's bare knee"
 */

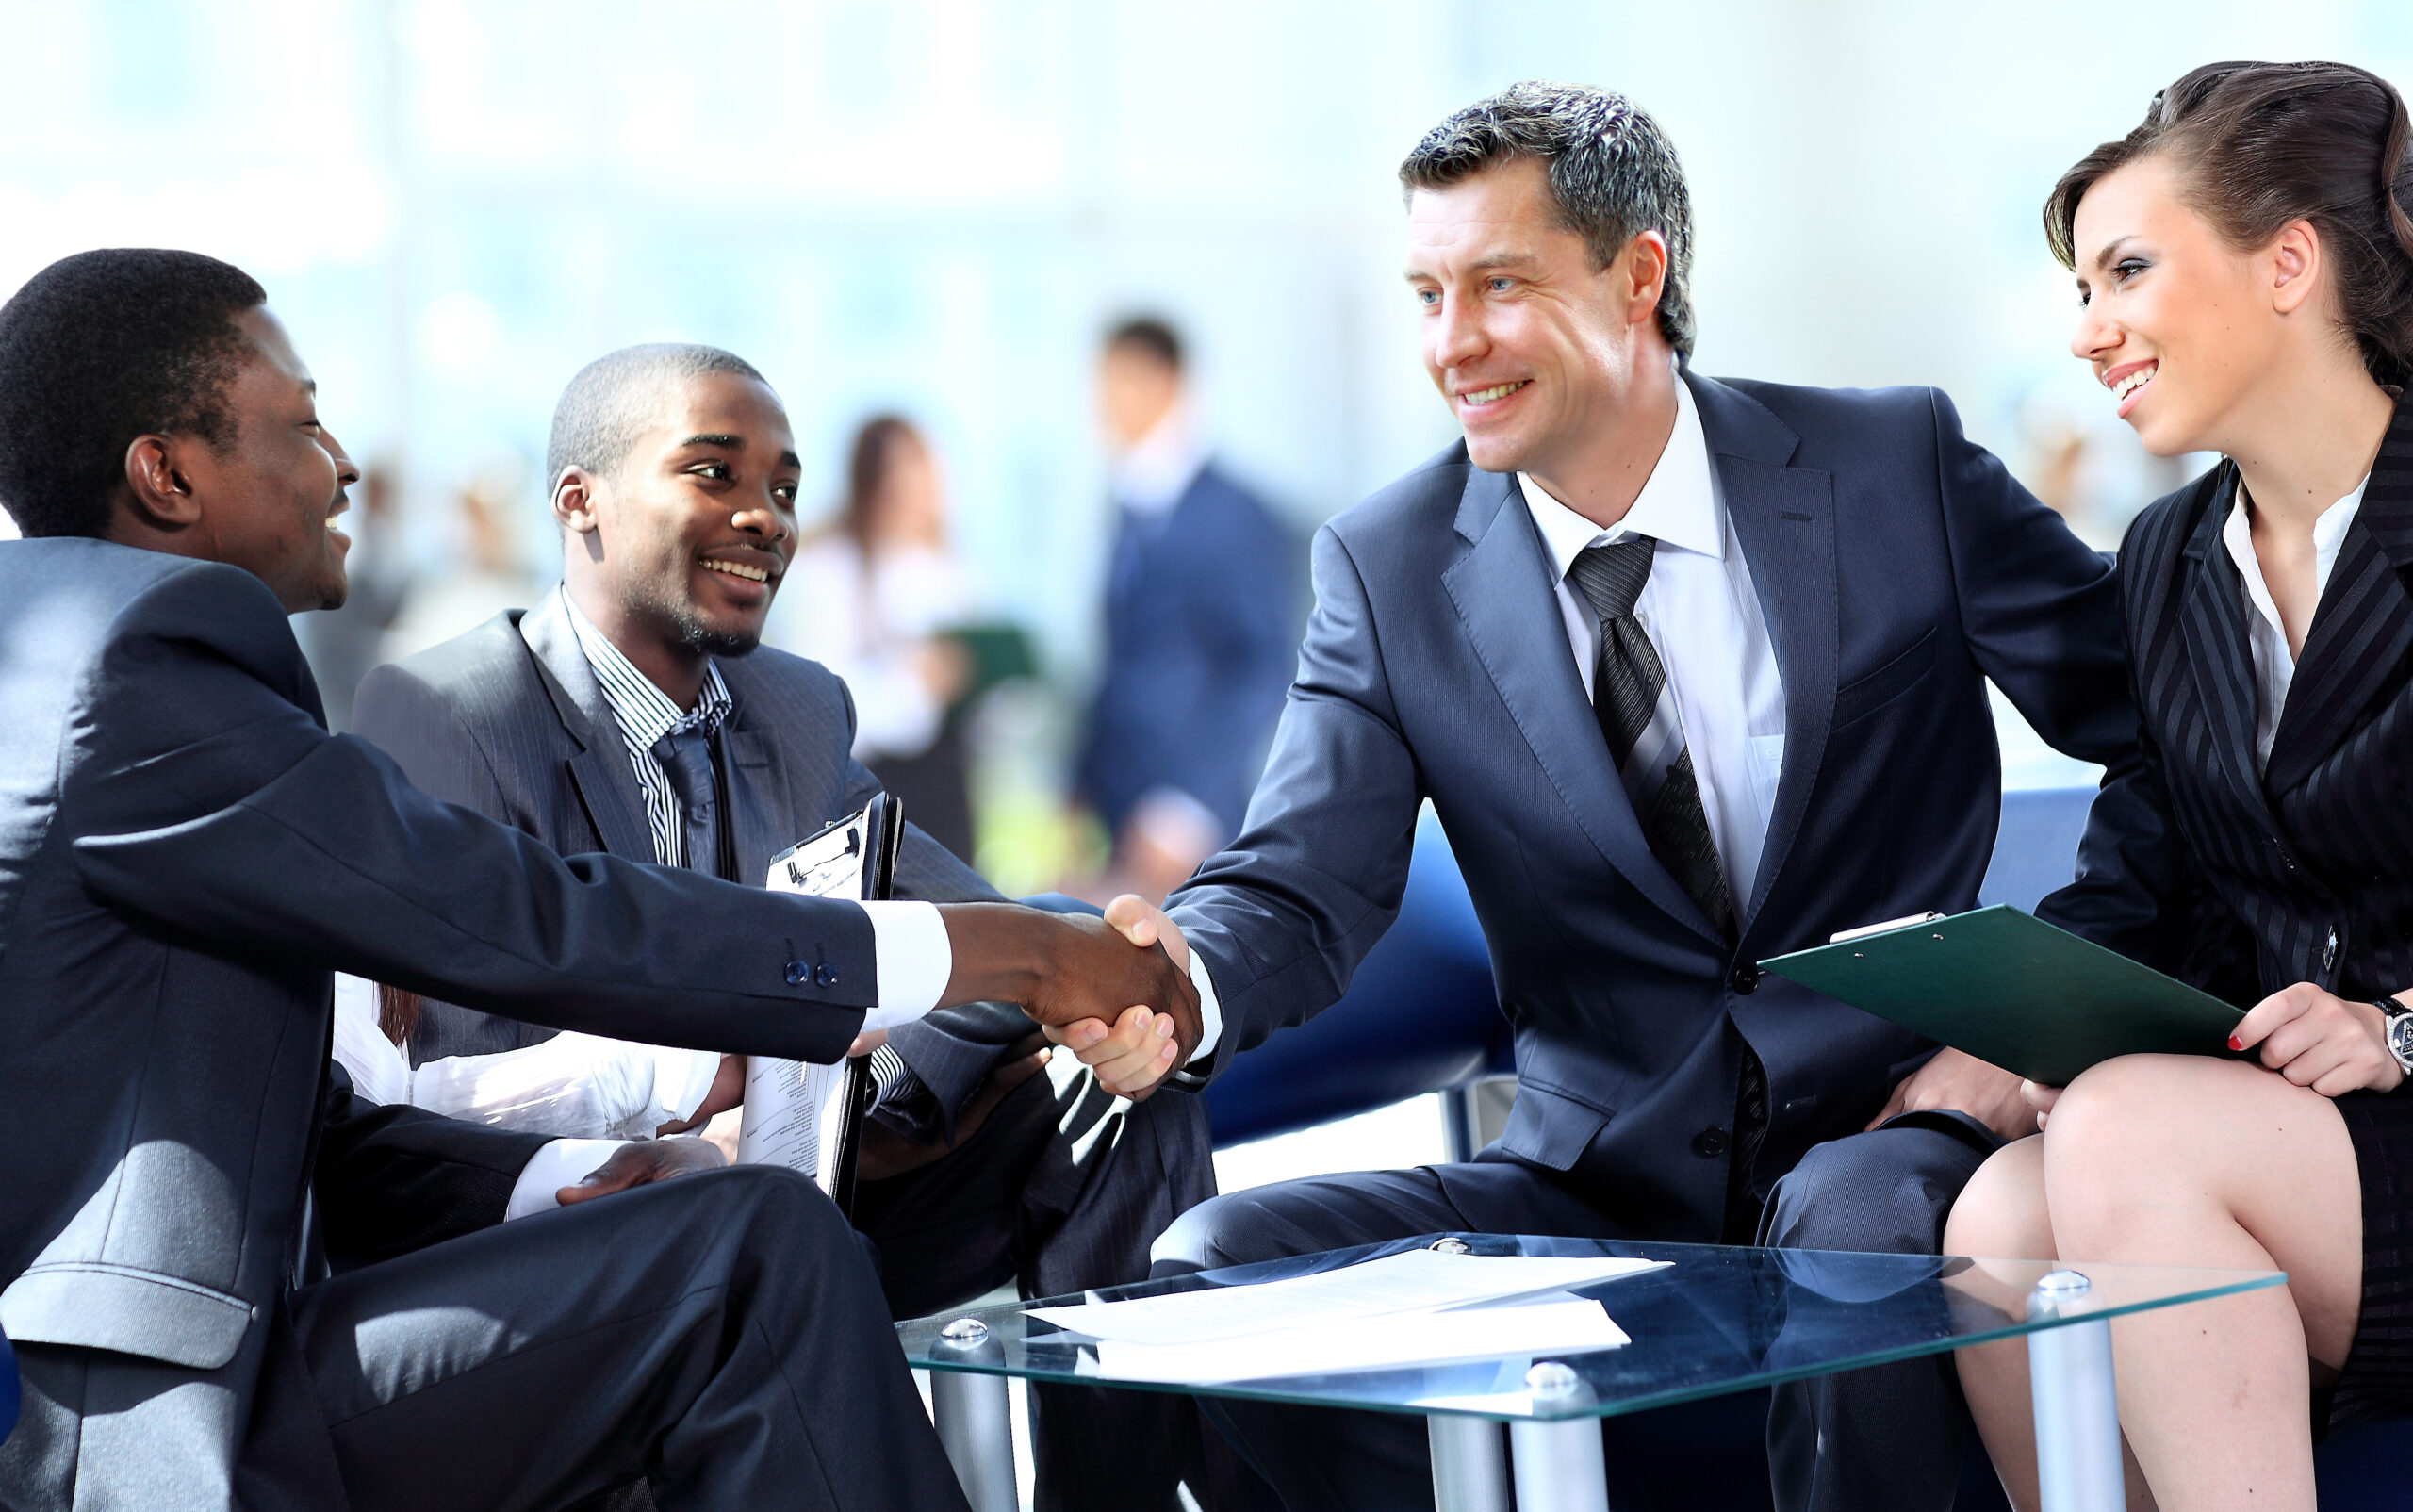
xmin=1945 ymin=1135 xmax=2053 ymax=1260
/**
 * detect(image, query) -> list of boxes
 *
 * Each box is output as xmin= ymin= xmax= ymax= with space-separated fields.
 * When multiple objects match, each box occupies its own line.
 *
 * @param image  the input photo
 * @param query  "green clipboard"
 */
xmin=1759 ymin=906 xmax=2243 ymax=1088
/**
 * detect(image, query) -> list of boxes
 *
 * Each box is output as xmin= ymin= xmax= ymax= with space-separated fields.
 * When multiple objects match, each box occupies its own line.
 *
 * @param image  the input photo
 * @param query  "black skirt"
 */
xmin=2330 ymin=1089 xmax=2413 ymax=1428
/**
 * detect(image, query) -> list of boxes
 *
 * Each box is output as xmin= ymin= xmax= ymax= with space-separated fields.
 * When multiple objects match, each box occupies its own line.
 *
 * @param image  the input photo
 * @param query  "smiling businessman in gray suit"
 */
xmin=1105 ymin=84 xmax=2163 ymax=1511
xmin=0 ymin=250 xmax=1197 ymax=1512
xmin=353 ymin=344 xmax=1220 ymax=1512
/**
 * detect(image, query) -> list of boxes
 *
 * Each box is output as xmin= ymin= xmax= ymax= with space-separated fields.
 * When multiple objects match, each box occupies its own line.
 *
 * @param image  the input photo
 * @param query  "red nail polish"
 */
xmin=2227 ymin=1035 xmax=2243 ymax=1051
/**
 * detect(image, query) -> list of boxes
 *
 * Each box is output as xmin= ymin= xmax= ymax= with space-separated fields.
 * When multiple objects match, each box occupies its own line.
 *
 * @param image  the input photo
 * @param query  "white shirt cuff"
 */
xmin=858 ymin=898 xmax=950 ymax=1032
xmin=505 ymin=1138 xmax=625 ymax=1220
xmin=1186 ymin=947 xmax=1223 ymax=1064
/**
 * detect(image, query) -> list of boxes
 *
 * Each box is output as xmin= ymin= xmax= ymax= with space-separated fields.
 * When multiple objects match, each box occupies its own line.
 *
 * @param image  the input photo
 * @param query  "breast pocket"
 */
xmin=1831 ymin=627 xmax=1938 ymax=732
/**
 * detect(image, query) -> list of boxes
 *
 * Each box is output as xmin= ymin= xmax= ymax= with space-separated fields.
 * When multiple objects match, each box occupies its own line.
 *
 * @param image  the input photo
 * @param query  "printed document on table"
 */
xmin=1087 ymin=1297 xmax=1629 ymax=1385
xmin=1027 ymin=1250 xmax=1666 ymax=1347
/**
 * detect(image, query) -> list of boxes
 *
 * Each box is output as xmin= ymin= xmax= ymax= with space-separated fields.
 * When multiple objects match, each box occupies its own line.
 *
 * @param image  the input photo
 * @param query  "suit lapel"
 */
xmin=1441 ymin=459 xmax=1725 ymax=944
xmin=1682 ymin=375 xmax=1834 ymax=939
xmin=517 ymin=590 xmax=658 ymax=862
xmin=2174 ymin=464 xmax=2273 ymax=822
xmin=719 ymin=721 xmax=793 ymax=888
xmin=2263 ymin=402 xmax=2413 ymax=797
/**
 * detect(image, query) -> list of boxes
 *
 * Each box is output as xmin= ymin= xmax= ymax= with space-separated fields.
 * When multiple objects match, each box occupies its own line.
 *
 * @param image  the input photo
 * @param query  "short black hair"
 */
xmin=1105 ymin=316 xmax=1183 ymax=374
xmin=0 ymin=249 xmax=267 ymax=538
xmin=1402 ymin=81 xmax=1698 ymax=356
xmin=547 ymin=343 xmax=769 ymax=485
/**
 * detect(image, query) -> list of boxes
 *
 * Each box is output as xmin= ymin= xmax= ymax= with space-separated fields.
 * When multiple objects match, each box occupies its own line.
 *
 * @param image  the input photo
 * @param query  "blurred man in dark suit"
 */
xmin=0 ymin=249 xmax=1197 ymax=1512
xmin=1075 ymin=317 xmax=1302 ymax=902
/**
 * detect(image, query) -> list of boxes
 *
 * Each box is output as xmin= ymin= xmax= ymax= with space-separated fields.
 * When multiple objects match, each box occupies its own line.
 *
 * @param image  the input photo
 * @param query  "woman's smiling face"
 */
xmin=2067 ymin=154 xmax=2304 ymax=458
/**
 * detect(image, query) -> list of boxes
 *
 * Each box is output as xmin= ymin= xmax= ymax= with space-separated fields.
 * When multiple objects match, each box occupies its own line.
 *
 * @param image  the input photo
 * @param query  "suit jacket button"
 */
xmin=814 ymin=962 xmax=840 ymax=988
xmin=1693 ymin=1127 xmax=1731 ymax=1158
xmin=1731 ymin=964 xmax=1762 ymax=995
xmin=785 ymin=961 xmax=810 ymax=985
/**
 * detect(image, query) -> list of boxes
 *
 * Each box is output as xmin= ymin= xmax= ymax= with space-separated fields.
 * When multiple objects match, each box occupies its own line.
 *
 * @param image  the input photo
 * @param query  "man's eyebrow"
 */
xmin=301 ymin=379 xmax=318 ymax=395
xmin=677 ymin=433 xmax=743 ymax=449
xmin=780 ymin=449 xmax=801 ymax=469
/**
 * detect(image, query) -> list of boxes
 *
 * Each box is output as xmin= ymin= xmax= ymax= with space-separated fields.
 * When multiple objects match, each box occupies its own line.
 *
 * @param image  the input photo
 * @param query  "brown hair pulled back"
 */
xmin=2044 ymin=60 xmax=2413 ymax=386
xmin=840 ymin=413 xmax=922 ymax=551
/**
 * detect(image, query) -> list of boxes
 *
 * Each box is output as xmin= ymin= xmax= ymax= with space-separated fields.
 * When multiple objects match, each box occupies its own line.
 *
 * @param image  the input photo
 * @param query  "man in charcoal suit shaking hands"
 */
xmin=1107 ymin=83 xmax=2162 ymax=1511
xmin=0 ymin=250 xmax=1199 ymax=1512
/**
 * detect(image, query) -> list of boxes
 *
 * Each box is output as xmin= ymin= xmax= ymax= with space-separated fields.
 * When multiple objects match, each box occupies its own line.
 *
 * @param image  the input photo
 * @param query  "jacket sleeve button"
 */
xmin=785 ymin=961 xmax=810 ymax=985
xmin=814 ymin=963 xmax=840 ymax=989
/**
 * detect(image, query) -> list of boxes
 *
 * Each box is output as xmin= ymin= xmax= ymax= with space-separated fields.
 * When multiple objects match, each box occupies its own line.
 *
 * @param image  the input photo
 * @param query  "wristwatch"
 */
xmin=2378 ymin=995 xmax=2413 ymax=1080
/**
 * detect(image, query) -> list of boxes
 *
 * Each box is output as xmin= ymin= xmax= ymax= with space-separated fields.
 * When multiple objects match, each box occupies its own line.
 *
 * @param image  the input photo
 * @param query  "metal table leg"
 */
xmin=1507 ymin=1363 xmax=1610 ymax=1510
xmin=2026 ymin=1271 xmax=2124 ymax=1512
xmin=1429 ymin=1414 xmax=1512 ymax=1512
xmin=930 ymin=1318 xmax=1018 ymax=1512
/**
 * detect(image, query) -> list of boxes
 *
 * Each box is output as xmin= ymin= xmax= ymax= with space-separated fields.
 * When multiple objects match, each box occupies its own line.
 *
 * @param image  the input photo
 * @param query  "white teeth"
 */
xmin=2111 ymin=365 xmax=2157 ymax=401
xmin=704 ymin=560 xmax=768 ymax=583
xmin=1463 ymin=381 xmax=1527 ymax=404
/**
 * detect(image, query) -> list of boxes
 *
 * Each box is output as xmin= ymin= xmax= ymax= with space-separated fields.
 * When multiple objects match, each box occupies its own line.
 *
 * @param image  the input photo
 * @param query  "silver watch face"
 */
xmin=2388 ymin=1011 xmax=2413 ymax=1070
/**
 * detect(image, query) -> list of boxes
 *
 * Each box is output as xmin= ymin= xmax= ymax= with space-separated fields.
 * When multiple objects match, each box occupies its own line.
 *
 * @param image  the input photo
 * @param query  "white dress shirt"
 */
xmin=2220 ymin=474 xmax=2368 ymax=771
xmin=1186 ymin=370 xmax=1784 ymax=1062
xmin=488 ymin=593 xmax=957 ymax=1218
xmin=1515 ymin=372 xmax=1788 ymax=919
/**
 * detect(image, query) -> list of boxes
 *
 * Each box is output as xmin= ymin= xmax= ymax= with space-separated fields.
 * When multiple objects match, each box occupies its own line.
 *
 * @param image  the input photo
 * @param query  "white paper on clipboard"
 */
xmin=735 ymin=794 xmax=897 ymax=1208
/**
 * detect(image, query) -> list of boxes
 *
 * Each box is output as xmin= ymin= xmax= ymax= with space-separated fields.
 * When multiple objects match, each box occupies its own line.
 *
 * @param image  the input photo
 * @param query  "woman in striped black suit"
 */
xmin=1947 ymin=61 xmax=2413 ymax=1511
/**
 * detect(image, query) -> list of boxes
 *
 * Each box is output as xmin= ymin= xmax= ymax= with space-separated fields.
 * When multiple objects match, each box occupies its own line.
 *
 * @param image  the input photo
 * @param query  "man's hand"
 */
xmin=556 ymin=1135 xmax=725 ymax=1206
xmin=935 ymin=902 xmax=1202 ymax=1066
xmin=1867 ymin=1047 xmax=2033 ymax=1142
xmin=2234 ymin=982 xmax=2405 ymax=1096
xmin=1048 ymin=1003 xmax=1183 ymax=1098
xmin=1030 ymin=894 xmax=1195 ymax=1100
xmin=1104 ymin=893 xmax=1189 ymax=972
xmin=858 ymin=1036 xmax=1052 ymax=1182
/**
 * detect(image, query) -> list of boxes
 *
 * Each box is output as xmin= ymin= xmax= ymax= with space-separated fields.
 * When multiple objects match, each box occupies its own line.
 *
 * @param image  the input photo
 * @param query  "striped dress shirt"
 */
xmin=562 ymin=589 xmax=735 ymax=872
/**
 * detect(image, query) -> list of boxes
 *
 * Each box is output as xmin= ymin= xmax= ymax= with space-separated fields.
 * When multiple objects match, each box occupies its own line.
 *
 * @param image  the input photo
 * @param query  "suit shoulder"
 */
xmin=2118 ymin=465 xmax=2228 ymax=584
xmin=1325 ymin=441 xmax=1477 ymax=548
xmin=1711 ymin=374 xmax=1943 ymax=437
xmin=375 ymin=613 xmax=533 ymax=698
xmin=719 ymin=642 xmax=852 ymax=720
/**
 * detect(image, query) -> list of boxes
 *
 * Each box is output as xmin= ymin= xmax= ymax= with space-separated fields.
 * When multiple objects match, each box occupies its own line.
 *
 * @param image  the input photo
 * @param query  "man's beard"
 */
xmin=667 ymin=602 xmax=760 ymax=659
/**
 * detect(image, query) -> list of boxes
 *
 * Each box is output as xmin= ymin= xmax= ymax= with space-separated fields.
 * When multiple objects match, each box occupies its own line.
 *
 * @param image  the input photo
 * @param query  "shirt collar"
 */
xmin=1111 ymin=404 xmax=1209 ymax=517
xmin=559 ymin=585 xmax=734 ymax=751
xmin=2219 ymin=471 xmax=2370 ymax=614
xmin=1517 ymin=366 xmax=1724 ymax=579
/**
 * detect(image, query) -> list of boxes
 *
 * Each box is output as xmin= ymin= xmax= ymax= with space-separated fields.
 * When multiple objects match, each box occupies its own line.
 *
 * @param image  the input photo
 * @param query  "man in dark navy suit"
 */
xmin=1075 ymin=317 xmax=1302 ymax=903
xmin=1103 ymin=84 xmax=2155 ymax=1511
xmin=0 ymin=249 xmax=1196 ymax=1512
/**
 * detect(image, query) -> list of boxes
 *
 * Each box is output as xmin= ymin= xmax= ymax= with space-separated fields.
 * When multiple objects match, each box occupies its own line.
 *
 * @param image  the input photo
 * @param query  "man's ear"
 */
xmin=122 ymin=434 xmax=205 ymax=529
xmin=1620 ymin=230 xmax=1670 ymax=329
xmin=553 ymin=467 xmax=604 ymax=534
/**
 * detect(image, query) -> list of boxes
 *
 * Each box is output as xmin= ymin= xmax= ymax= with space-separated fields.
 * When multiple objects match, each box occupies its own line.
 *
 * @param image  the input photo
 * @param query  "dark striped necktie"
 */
xmin=1567 ymin=537 xmax=1734 ymax=936
xmin=649 ymin=727 xmax=727 ymax=879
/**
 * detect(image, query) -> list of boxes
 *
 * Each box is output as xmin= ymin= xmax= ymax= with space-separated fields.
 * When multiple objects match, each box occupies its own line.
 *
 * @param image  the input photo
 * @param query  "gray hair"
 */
xmin=1401 ymin=81 xmax=1698 ymax=355
xmin=547 ymin=342 xmax=768 ymax=484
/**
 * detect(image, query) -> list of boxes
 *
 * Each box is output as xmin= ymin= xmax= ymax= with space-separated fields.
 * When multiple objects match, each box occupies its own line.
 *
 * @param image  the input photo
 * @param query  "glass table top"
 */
xmin=897 ymin=1232 xmax=2281 ymax=1422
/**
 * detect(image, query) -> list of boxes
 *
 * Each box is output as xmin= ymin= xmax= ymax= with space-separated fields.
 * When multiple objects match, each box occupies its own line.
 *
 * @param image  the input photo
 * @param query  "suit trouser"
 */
xmin=1147 ymin=1122 xmax=1992 ymax=1512
xmin=7 ymin=1166 xmax=967 ymax=1512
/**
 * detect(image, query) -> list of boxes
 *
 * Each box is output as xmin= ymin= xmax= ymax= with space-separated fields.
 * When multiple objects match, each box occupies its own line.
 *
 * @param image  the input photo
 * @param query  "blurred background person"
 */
xmin=377 ymin=454 xmax=546 ymax=664
xmin=768 ymin=414 xmax=982 ymax=863
xmin=1073 ymin=316 xmax=1303 ymax=903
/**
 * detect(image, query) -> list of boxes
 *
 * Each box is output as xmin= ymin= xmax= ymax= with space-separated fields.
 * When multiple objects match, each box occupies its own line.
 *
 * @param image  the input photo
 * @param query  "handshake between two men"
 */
xmin=934 ymin=899 xmax=1204 ymax=1098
